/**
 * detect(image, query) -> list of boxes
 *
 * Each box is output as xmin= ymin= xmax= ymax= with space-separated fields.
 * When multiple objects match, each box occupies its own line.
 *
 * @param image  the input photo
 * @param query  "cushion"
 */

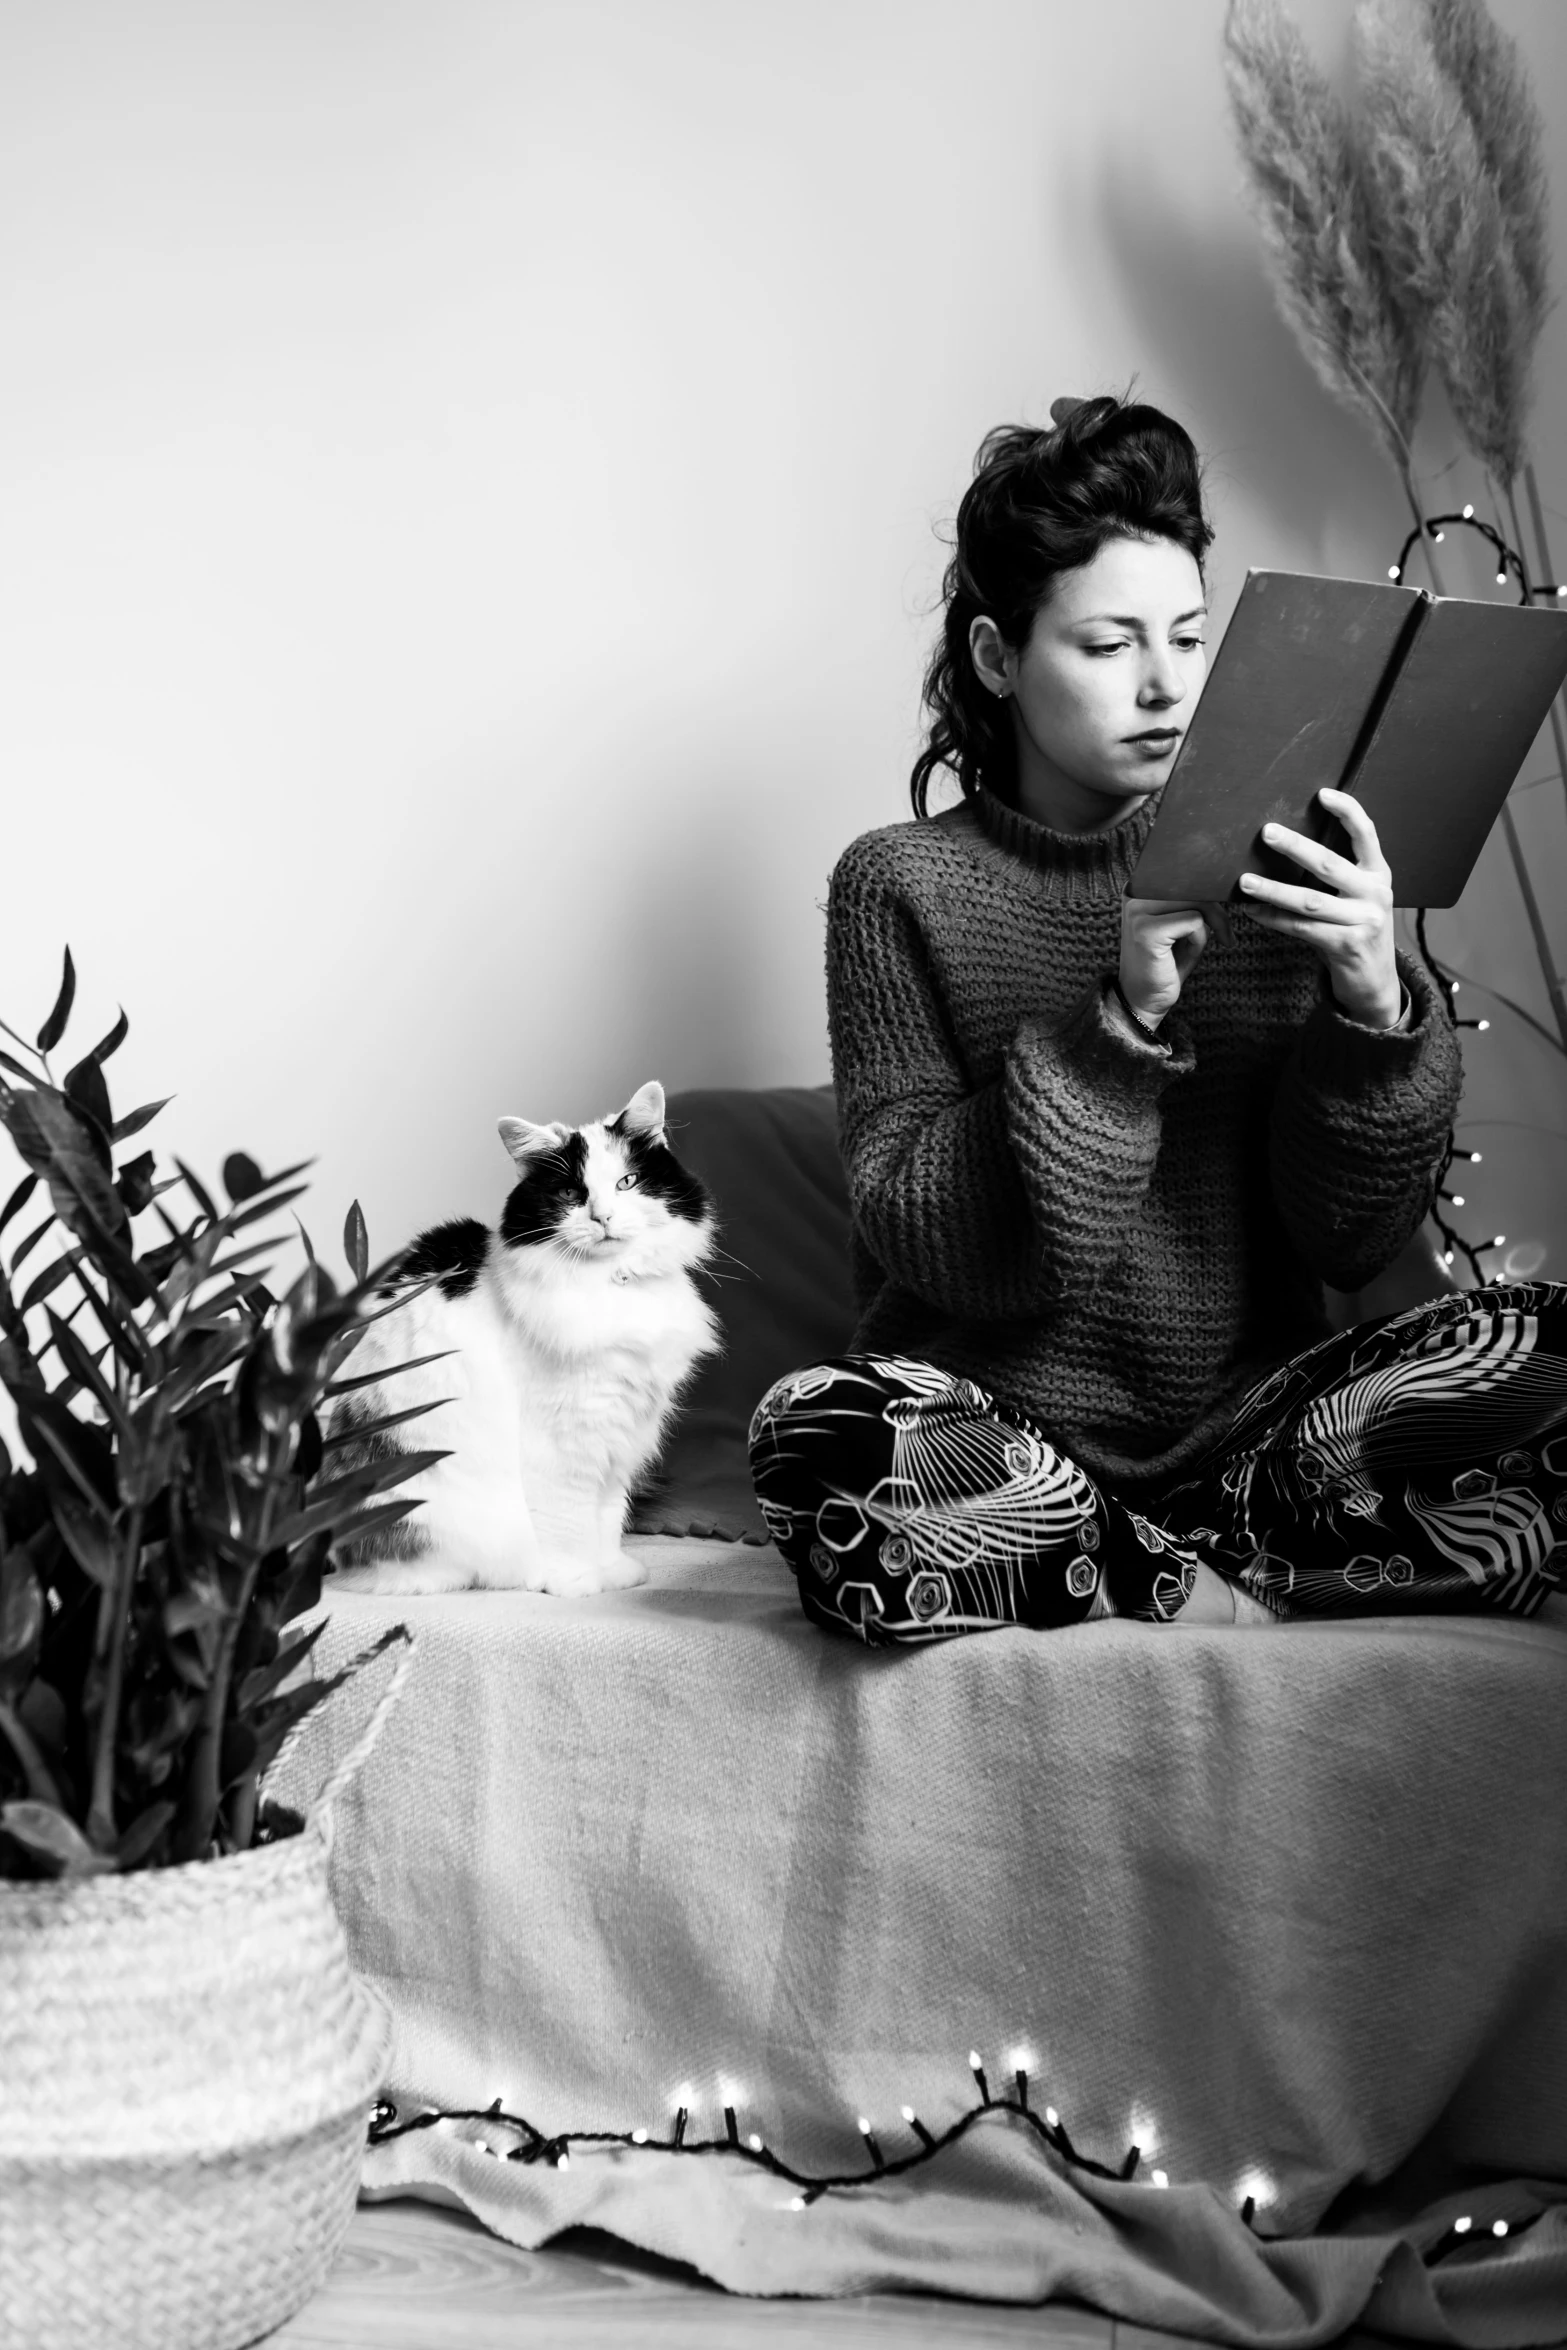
xmin=628 ymin=1081 xmax=1452 ymax=1537
xmin=277 ymin=1549 xmax=1567 ymax=2345
xmin=631 ymin=1086 xmax=855 ymax=1542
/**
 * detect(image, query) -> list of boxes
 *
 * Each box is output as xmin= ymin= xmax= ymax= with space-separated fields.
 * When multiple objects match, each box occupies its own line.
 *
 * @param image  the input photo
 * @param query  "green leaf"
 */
xmin=46 ymin=1310 xmax=126 ymax=1434
xmin=68 ymin=1007 xmax=129 ymax=1077
xmin=222 ymin=1152 xmax=265 ymax=1203
xmin=19 ymin=1253 xmax=78 ymax=1315
xmin=324 ymin=1348 xmax=456 ymax=1398
xmin=266 ymin=1450 xmax=445 ymax=1550
xmin=63 ymin=1052 xmax=111 ymax=1140
xmin=174 ymin=1157 xmax=218 ymax=1224
xmin=0 ymin=1697 xmax=66 ymax=1807
xmin=52 ymin=1494 xmax=121 ymax=1590
xmin=0 ymin=1173 xmax=37 ymax=1239
xmin=111 ymin=1098 xmax=171 ymax=1143
xmin=0 ymin=1551 xmax=44 ymax=1694
xmin=116 ymin=1151 xmax=156 ymax=1217
xmin=112 ymin=1799 xmax=175 ymax=1870
xmin=164 ymin=1584 xmax=228 ymax=1638
xmin=322 ymin=1395 xmax=449 ymax=1449
xmin=35 ymin=946 xmax=76 ymax=1054
xmin=10 ymin=1215 xmax=61 ymax=1275
xmin=0 ymin=1048 xmax=38 ymax=1084
xmin=21 ymin=1397 xmax=115 ymax=1519
xmin=344 ymin=1200 xmax=369 ymax=1285
xmin=236 ymin=1617 xmax=328 ymax=1712
xmin=223 ymin=1185 xmax=311 ymax=1236
xmin=325 ymin=1494 xmax=423 ymax=1554
xmin=0 ymin=1799 xmax=111 ymax=1878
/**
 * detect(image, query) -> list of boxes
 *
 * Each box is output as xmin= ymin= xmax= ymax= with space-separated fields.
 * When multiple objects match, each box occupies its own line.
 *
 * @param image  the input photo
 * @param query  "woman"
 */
xmin=749 ymin=395 xmax=1567 ymax=1638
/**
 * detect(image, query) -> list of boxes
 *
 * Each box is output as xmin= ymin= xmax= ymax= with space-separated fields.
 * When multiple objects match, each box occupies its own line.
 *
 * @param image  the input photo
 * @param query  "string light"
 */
xmin=1425 ymin=2206 xmax=1543 ymax=2264
xmin=369 ymin=2079 xmax=1544 ymax=2263
xmin=1389 ymin=506 xmax=1560 ymax=601
xmin=368 ymin=2064 xmax=1171 ymax=2212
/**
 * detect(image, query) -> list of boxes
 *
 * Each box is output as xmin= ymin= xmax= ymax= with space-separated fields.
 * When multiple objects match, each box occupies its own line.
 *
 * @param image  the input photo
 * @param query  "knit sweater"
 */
xmin=825 ymin=786 xmax=1462 ymax=1493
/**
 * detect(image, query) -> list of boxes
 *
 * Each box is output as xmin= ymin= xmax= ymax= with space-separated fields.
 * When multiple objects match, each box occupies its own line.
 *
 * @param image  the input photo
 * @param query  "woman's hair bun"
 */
xmin=909 ymin=391 xmax=1213 ymax=815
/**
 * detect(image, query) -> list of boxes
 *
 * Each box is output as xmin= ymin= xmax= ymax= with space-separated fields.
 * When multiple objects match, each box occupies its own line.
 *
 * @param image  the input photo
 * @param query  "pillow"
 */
xmin=631 ymin=1085 xmax=856 ymax=1542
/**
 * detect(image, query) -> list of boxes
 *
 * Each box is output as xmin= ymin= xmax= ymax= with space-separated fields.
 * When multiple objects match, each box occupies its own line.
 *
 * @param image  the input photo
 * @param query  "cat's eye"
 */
xmin=616 ymin=1173 xmax=638 ymax=1192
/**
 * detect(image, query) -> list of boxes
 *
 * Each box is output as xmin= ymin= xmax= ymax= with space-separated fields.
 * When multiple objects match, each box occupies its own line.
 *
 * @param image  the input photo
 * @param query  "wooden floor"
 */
xmin=270 ymin=2200 xmax=1394 ymax=2349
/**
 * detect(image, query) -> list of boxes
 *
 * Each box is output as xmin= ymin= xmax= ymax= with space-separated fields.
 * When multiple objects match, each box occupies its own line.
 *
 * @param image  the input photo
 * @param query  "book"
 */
xmin=1125 ymin=570 xmax=1567 ymax=908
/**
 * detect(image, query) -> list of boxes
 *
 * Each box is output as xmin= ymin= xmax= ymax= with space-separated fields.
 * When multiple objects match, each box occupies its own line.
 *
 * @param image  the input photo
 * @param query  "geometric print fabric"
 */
xmin=748 ymin=1283 xmax=1567 ymax=1643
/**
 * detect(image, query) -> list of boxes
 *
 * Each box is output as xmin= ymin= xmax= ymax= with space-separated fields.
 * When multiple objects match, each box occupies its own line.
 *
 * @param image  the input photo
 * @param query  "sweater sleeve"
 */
xmin=1268 ymin=949 xmax=1461 ymax=1293
xmin=827 ymin=836 xmax=1194 ymax=1322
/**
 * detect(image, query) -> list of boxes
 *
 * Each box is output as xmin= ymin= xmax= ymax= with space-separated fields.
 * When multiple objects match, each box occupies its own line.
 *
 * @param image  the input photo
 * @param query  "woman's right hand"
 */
xmin=1118 ymin=897 xmax=1232 ymax=1028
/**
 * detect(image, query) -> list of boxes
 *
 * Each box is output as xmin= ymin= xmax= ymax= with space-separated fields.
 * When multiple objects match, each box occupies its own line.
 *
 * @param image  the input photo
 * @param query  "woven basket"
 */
xmin=0 ymin=1636 xmax=413 ymax=2350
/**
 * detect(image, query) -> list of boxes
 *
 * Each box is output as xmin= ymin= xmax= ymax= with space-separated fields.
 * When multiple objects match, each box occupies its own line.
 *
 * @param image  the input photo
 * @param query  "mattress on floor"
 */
xmin=267 ymin=1538 xmax=1567 ymax=2348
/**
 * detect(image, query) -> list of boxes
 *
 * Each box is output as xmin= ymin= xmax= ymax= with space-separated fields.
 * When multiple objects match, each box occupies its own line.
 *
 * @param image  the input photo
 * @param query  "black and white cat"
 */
xmin=328 ymin=1082 xmax=717 ymax=1596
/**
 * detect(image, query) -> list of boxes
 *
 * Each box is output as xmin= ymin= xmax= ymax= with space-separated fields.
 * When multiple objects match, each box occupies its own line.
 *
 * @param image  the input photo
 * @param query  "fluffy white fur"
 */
xmin=329 ymin=1082 xmax=717 ymax=1597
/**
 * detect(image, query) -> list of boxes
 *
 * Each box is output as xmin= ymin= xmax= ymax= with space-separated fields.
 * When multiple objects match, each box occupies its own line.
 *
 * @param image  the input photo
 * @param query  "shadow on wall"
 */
xmin=1092 ymin=143 xmax=1400 ymax=571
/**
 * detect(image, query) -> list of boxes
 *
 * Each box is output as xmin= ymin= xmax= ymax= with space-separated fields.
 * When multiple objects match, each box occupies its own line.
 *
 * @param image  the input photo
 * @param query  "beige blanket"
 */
xmin=271 ymin=1539 xmax=1567 ymax=2345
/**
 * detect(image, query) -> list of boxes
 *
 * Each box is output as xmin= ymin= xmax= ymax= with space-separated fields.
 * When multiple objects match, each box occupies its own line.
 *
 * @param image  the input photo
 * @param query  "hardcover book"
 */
xmin=1126 ymin=570 xmax=1567 ymax=908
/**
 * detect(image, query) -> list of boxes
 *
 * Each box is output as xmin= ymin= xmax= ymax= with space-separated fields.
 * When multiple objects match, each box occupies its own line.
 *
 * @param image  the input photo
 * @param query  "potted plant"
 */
xmin=0 ymin=950 xmax=430 ymax=2350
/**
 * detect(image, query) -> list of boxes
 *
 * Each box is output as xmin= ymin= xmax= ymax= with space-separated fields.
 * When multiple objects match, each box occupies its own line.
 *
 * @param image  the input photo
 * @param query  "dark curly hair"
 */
xmin=909 ymin=396 xmax=1214 ymax=816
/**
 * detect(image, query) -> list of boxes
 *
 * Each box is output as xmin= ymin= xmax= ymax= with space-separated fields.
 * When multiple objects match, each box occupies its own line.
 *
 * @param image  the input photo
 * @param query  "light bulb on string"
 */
xmin=1493 ymin=2219 xmax=1509 ymax=2238
xmin=1387 ymin=565 xmax=1401 ymax=581
xmin=1462 ymin=503 xmax=1475 ymax=519
xmin=1454 ymin=2215 xmax=1473 ymax=2235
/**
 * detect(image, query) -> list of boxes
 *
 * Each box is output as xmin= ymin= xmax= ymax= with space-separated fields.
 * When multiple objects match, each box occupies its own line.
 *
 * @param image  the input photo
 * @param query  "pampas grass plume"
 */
xmin=1223 ymin=0 xmax=1424 ymax=465
xmin=1421 ymin=0 xmax=1550 ymax=331
xmin=1354 ymin=0 xmax=1541 ymax=483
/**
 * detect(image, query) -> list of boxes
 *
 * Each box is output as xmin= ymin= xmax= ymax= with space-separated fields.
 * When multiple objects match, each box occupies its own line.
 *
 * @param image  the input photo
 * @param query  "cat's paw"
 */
xmin=596 ymin=1547 xmax=648 ymax=1591
xmin=329 ymin=1555 xmax=472 ymax=1597
xmin=529 ymin=1551 xmax=647 ymax=1597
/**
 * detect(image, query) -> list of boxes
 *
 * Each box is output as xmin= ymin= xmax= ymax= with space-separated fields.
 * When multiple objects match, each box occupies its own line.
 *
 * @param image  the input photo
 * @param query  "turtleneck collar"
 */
xmin=966 ymin=784 xmax=1159 ymax=908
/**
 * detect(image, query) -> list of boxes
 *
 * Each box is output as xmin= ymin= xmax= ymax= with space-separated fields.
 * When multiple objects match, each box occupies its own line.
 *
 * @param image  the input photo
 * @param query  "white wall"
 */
xmin=2 ymin=0 xmax=1564 ymax=1283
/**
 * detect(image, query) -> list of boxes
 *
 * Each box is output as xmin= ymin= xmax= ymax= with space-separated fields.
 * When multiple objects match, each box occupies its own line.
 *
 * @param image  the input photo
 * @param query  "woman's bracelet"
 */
xmin=1109 ymin=975 xmax=1172 ymax=1052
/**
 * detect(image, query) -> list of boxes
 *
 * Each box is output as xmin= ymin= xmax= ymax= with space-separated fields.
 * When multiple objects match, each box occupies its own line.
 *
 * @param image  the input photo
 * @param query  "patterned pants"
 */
xmin=747 ymin=1283 xmax=1567 ymax=1642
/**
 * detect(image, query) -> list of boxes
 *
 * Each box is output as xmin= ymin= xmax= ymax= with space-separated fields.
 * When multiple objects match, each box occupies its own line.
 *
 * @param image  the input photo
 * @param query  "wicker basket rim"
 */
xmin=0 ymin=1810 xmax=327 ymax=1921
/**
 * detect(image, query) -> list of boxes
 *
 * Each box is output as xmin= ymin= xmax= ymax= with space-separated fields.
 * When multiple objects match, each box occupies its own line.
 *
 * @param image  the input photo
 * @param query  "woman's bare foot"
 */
xmin=1175 ymin=1560 xmax=1279 ymax=1626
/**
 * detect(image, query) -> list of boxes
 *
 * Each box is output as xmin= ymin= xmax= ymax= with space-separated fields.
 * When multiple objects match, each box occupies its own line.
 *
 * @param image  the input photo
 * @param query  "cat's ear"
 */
xmin=611 ymin=1081 xmax=666 ymax=1144
xmin=498 ymin=1116 xmax=570 ymax=1168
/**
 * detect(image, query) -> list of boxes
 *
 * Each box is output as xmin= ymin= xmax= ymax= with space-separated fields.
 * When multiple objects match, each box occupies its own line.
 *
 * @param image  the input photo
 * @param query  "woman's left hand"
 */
xmin=1238 ymin=787 xmax=1401 ymax=1030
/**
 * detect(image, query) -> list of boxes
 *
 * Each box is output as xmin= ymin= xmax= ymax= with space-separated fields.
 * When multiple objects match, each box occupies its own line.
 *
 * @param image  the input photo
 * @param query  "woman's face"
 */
xmin=972 ymin=534 xmax=1208 ymax=830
